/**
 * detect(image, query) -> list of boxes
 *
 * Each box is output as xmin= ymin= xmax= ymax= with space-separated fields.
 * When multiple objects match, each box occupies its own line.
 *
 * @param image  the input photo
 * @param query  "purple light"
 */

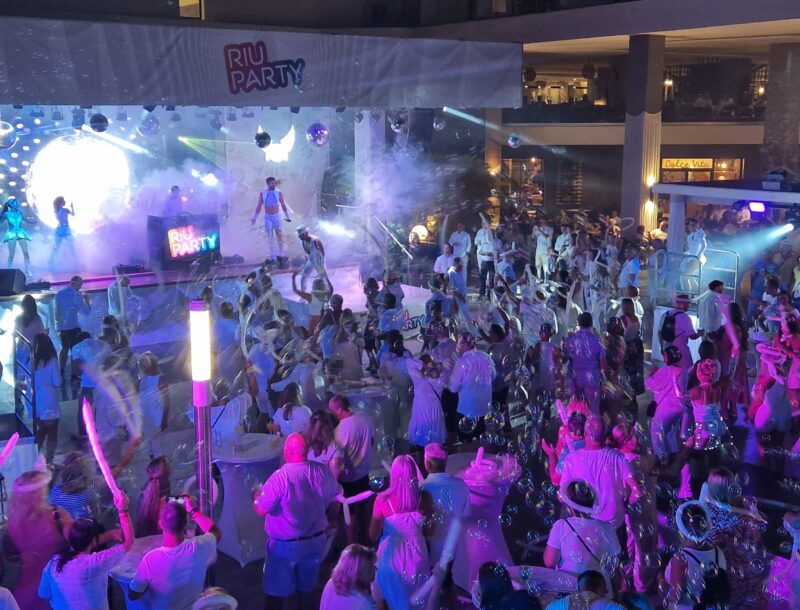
xmin=748 ymin=201 xmax=766 ymax=213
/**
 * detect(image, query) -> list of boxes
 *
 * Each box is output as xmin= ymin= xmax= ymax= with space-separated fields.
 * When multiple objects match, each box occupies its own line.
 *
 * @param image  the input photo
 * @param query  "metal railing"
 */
xmin=702 ymin=247 xmax=740 ymax=298
xmin=13 ymin=330 xmax=37 ymax=442
xmin=649 ymin=250 xmax=703 ymax=309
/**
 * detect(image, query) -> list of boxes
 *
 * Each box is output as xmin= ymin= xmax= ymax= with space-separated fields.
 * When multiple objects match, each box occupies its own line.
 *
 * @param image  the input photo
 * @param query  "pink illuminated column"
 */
xmin=189 ymin=299 xmax=213 ymax=516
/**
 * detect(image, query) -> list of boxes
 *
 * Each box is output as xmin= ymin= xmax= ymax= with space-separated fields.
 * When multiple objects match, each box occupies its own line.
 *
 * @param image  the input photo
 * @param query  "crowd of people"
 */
xmin=2 ymin=207 xmax=800 ymax=610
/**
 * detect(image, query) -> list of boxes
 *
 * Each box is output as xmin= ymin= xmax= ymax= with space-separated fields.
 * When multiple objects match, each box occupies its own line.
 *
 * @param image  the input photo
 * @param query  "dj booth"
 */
xmin=147 ymin=214 xmax=221 ymax=270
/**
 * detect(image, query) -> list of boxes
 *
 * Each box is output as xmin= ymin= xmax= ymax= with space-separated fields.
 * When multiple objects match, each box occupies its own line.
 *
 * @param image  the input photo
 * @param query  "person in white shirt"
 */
xmin=544 ymin=481 xmax=621 ymax=594
xmin=420 ymin=443 xmax=469 ymax=604
xmin=70 ymin=331 xmax=111 ymax=437
xmin=696 ymin=279 xmax=725 ymax=335
xmin=448 ymin=332 xmax=495 ymax=440
xmin=54 ymin=275 xmax=91 ymax=396
xmin=474 ymin=219 xmax=501 ymax=298
xmin=618 ymin=248 xmax=641 ymax=294
xmin=269 ymin=382 xmax=313 ymax=436
xmin=534 ymin=218 xmax=554 ymax=280
xmin=433 ymin=243 xmax=455 ymax=282
xmin=659 ymin=294 xmax=702 ymax=371
xmin=106 ymin=274 xmax=133 ymax=321
xmin=129 ymin=496 xmax=221 ymax=610
xmin=682 ymin=218 xmax=707 ymax=293
xmin=320 ymin=544 xmax=378 ymax=610
xmin=39 ymin=491 xmax=134 ymax=610
xmin=330 ymin=395 xmax=374 ymax=544
xmin=448 ymin=222 xmax=472 ymax=286
xmin=253 ymin=433 xmax=342 ymax=607
xmin=553 ymin=224 xmax=573 ymax=275
xmin=558 ymin=416 xmax=642 ymax=531
xmin=649 ymin=220 xmax=668 ymax=244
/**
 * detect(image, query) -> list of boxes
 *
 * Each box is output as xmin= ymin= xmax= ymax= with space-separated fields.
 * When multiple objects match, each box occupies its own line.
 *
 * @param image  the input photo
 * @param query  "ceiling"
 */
xmin=523 ymin=19 xmax=800 ymax=60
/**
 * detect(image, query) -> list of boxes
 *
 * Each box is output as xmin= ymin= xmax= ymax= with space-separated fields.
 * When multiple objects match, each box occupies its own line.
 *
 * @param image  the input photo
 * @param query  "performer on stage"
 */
xmin=251 ymin=176 xmax=291 ymax=267
xmin=162 ymin=185 xmax=183 ymax=217
xmin=1 ymin=197 xmax=32 ymax=275
xmin=296 ymin=225 xmax=326 ymax=292
xmin=49 ymin=196 xmax=77 ymax=268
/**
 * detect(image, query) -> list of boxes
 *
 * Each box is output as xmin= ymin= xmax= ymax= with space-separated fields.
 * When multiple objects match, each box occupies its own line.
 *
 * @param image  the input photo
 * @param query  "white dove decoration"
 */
xmin=260 ymin=125 xmax=295 ymax=163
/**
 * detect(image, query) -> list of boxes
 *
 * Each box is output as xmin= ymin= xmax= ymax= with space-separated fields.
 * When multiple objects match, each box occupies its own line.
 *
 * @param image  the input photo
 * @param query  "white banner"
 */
xmin=0 ymin=16 xmax=521 ymax=108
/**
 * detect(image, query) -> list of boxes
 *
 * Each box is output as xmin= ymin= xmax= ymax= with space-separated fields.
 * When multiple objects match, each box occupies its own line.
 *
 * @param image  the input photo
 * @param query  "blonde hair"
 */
xmin=331 ymin=544 xmax=376 ymax=596
xmin=380 ymin=454 xmax=422 ymax=513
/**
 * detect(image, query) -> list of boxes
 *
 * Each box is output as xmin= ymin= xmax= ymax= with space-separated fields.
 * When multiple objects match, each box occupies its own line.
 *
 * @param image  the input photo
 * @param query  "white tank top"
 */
xmin=260 ymin=188 xmax=281 ymax=213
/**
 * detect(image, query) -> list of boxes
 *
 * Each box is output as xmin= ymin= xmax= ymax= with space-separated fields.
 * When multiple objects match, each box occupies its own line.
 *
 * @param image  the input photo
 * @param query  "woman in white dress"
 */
xmin=406 ymin=355 xmax=447 ymax=449
xmin=646 ymin=345 xmax=687 ymax=461
xmin=269 ymin=382 xmax=313 ymax=436
xmin=369 ymin=455 xmax=432 ymax=610
xmin=378 ymin=334 xmax=413 ymax=444
xmin=320 ymin=544 xmax=378 ymax=610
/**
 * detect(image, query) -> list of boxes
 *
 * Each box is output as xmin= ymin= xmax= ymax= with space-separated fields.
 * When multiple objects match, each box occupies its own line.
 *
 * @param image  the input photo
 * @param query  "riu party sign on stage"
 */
xmin=224 ymin=42 xmax=305 ymax=95
xmin=167 ymin=225 xmax=219 ymax=259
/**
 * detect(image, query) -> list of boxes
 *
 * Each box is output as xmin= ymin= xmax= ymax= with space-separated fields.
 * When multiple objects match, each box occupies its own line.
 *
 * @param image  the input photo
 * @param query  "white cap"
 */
xmin=296 ymin=225 xmax=309 ymax=236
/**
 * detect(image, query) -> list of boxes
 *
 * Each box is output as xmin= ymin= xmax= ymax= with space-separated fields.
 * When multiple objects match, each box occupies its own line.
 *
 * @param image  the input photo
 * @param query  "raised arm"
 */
xmin=278 ymin=192 xmax=291 ymax=220
xmin=291 ymin=271 xmax=312 ymax=303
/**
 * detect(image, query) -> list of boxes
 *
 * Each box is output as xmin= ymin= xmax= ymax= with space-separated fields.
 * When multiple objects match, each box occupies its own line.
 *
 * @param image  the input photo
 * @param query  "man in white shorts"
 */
xmin=296 ymin=225 xmax=327 ymax=292
xmin=251 ymin=176 xmax=291 ymax=267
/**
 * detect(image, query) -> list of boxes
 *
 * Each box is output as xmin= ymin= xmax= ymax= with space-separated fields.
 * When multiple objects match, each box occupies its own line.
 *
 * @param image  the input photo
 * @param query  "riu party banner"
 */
xmin=0 ymin=16 xmax=521 ymax=108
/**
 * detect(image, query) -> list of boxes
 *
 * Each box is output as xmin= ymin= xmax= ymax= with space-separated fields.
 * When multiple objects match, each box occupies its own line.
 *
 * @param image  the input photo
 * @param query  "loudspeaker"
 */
xmin=0 ymin=269 xmax=26 ymax=296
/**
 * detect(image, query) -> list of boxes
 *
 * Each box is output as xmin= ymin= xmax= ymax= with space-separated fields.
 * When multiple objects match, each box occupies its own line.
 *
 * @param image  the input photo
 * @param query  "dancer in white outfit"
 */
xmin=406 ymin=356 xmax=447 ymax=448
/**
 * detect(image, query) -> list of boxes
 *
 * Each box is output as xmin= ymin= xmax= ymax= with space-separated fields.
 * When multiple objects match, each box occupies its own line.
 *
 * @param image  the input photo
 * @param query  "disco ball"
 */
xmin=508 ymin=133 xmax=522 ymax=148
xmin=390 ymin=116 xmax=406 ymax=133
xmin=433 ymin=118 xmax=446 ymax=131
xmin=137 ymin=114 xmax=160 ymax=137
xmin=0 ymin=121 xmax=18 ymax=150
xmin=255 ymin=131 xmax=271 ymax=149
xmin=305 ymin=122 xmax=329 ymax=147
xmin=89 ymin=113 xmax=109 ymax=133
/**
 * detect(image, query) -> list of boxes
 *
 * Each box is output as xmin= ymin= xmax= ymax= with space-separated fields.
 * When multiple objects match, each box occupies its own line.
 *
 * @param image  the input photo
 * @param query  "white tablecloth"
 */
xmin=446 ymin=451 xmax=521 ymax=591
xmin=214 ymin=434 xmax=283 ymax=566
xmin=330 ymin=380 xmax=393 ymax=421
xmin=109 ymin=535 xmax=163 ymax=610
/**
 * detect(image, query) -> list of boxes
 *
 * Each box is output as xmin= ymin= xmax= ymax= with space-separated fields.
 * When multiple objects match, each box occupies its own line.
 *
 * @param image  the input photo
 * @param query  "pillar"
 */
xmin=667 ymin=194 xmax=686 ymax=255
xmin=620 ymin=35 xmax=664 ymax=236
xmin=484 ymin=108 xmax=503 ymax=175
xmin=761 ymin=44 xmax=800 ymax=175
xmin=354 ymin=110 xmax=385 ymax=255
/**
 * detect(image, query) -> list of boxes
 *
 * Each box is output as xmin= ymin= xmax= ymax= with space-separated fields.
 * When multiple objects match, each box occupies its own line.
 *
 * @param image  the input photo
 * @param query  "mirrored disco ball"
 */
xmin=137 ymin=114 xmax=160 ymax=137
xmin=0 ymin=121 xmax=18 ymax=150
xmin=305 ymin=122 xmax=329 ymax=146
xmin=89 ymin=113 xmax=109 ymax=132
xmin=507 ymin=133 xmax=521 ymax=148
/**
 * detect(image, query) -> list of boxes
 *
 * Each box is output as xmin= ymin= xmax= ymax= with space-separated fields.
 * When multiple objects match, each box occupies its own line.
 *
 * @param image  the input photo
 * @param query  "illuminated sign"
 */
xmin=661 ymin=158 xmax=713 ymax=170
xmin=167 ymin=225 xmax=219 ymax=259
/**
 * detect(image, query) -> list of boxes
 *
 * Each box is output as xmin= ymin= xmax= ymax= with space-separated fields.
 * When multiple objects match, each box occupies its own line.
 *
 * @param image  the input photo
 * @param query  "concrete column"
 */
xmin=762 ymin=44 xmax=800 ymax=174
xmin=354 ymin=110 xmax=385 ymax=255
xmin=620 ymin=35 xmax=664 ymax=235
xmin=667 ymin=194 xmax=686 ymax=255
xmin=484 ymin=108 xmax=504 ymax=174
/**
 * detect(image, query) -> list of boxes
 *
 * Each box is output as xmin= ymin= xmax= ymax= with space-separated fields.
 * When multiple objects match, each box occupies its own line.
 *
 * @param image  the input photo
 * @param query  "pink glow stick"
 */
xmin=82 ymin=398 xmax=122 ymax=498
xmin=0 ymin=432 xmax=19 ymax=468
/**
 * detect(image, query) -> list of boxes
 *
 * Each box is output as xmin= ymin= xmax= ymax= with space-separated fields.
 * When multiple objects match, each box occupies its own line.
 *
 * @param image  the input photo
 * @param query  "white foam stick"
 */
xmin=411 ymin=516 xmax=464 ymax=609
xmin=82 ymin=398 xmax=122 ymax=499
xmin=0 ymin=432 xmax=19 ymax=469
xmin=336 ymin=490 xmax=374 ymax=526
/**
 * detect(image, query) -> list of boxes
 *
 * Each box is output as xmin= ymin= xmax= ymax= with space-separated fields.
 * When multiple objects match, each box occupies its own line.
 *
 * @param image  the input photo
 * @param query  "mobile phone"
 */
xmin=169 ymin=496 xmax=186 ymax=505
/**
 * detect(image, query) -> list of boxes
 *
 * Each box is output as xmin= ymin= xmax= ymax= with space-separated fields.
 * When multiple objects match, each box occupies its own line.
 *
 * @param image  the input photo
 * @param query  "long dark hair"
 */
xmin=306 ymin=411 xmax=336 ymax=458
xmin=17 ymin=294 xmax=40 ymax=328
xmin=278 ymin=382 xmax=302 ymax=421
xmin=55 ymin=517 xmax=102 ymax=573
xmin=728 ymin=302 xmax=748 ymax=346
xmin=136 ymin=457 xmax=172 ymax=537
xmin=32 ymin=334 xmax=57 ymax=370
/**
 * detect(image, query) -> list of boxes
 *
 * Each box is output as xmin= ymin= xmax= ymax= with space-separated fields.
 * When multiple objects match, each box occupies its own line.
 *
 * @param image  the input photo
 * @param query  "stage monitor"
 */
xmin=147 ymin=214 xmax=221 ymax=271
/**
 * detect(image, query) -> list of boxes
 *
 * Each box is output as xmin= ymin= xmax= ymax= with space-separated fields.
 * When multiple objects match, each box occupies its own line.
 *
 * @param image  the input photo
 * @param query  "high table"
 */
xmin=329 ymin=379 xmax=393 ymax=419
xmin=446 ymin=450 xmax=521 ymax=592
xmin=214 ymin=433 xmax=283 ymax=567
xmin=109 ymin=535 xmax=163 ymax=610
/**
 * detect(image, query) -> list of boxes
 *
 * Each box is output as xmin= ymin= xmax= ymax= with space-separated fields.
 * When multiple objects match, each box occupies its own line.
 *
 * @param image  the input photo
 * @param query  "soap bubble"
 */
xmin=507 ymin=133 xmax=521 ymax=148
